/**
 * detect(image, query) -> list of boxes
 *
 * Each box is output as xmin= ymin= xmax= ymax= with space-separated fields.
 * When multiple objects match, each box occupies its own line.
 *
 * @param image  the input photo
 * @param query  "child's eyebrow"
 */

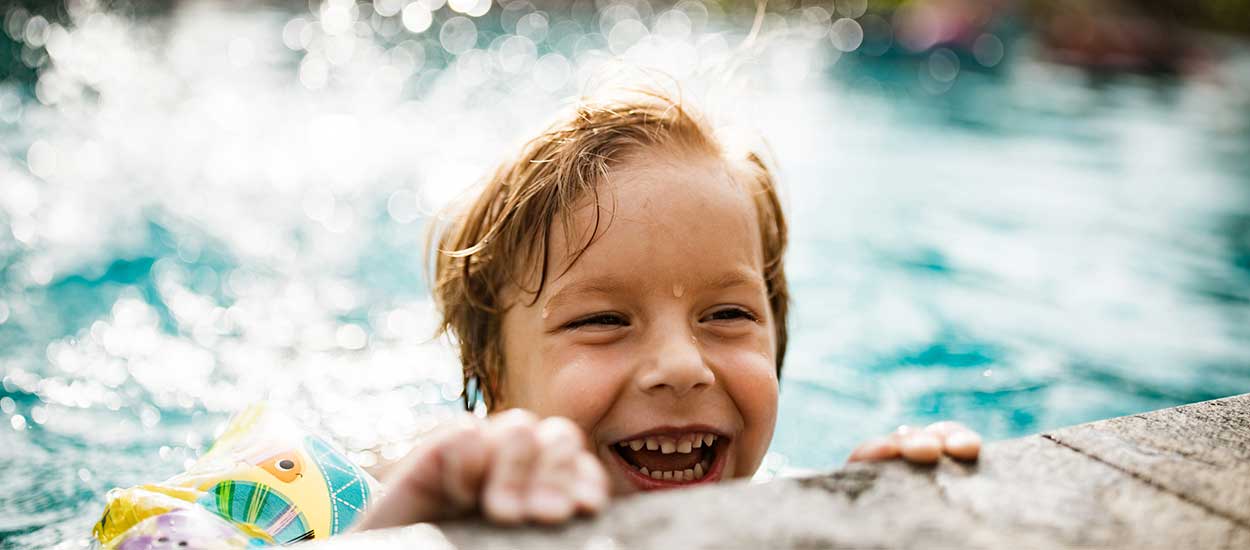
xmin=705 ymin=269 xmax=767 ymax=292
xmin=543 ymin=276 xmax=629 ymax=312
xmin=543 ymin=269 xmax=765 ymax=312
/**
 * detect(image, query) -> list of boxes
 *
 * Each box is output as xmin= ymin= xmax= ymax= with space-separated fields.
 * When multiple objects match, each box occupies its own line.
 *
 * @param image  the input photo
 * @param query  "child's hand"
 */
xmin=846 ymin=421 xmax=981 ymax=464
xmin=352 ymin=410 xmax=609 ymax=530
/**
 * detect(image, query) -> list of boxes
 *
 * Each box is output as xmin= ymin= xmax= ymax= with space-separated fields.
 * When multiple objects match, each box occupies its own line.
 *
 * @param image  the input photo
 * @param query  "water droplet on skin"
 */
xmin=672 ymin=284 xmax=685 ymax=298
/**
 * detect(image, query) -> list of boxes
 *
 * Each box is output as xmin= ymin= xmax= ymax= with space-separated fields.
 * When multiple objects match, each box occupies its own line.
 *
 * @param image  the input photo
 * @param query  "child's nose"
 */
xmin=636 ymin=327 xmax=715 ymax=397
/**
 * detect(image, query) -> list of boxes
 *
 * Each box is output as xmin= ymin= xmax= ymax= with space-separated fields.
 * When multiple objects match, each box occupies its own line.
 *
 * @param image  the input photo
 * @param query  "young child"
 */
xmin=354 ymin=88 xmax=981 ymax=530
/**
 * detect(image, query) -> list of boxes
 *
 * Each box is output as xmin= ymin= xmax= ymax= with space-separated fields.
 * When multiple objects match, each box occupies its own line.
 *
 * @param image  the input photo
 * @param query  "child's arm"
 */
xmin=352 ymin=409 xmax=608 ymax=530
xmin=846 ymin=421 xmax=981 ymax=464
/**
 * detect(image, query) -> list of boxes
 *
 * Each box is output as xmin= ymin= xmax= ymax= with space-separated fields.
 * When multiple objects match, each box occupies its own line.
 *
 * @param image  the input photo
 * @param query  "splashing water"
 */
xmin=1 ymin=1 xmax=1249 ymax=547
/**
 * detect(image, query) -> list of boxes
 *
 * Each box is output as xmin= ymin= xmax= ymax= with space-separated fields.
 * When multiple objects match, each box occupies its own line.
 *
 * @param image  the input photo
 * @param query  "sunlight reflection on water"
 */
xmin=1 ymin=0 xmax=1249 ymax=547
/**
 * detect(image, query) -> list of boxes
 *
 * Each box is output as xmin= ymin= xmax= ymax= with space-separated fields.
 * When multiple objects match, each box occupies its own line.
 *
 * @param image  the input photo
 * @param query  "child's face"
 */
xmin=496 ymin=148 xmax=779 ymax=494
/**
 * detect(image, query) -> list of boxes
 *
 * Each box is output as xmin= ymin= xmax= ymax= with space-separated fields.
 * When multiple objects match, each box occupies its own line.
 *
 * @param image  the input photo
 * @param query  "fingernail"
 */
xmin=529 ymin=488 xmax=575 ymax=520
xmin=900 ymin=433 xmax=941 ymax=462
xmin=947 ymin=431 xmax=980 ymax=448
xmin=902 ymin=433 xmax=939 ymax=448
xmin=488 ymin=490 xmax=522 ymax=520
xmin=530 ymin=490 xmax=562 ymax=513
xmin=574 ymin=481 xmax=606 ymax=508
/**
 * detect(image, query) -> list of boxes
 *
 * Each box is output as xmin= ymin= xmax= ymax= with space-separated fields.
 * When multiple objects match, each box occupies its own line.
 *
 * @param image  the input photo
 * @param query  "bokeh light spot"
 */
xmin=439 ymin=16 xmax=478 ymax=54
xmin=498 ymin=34 xmax=537 ymax=73
xmin=26 ymin=139 xmax=58 ymax=179
xmin=374 ymin=0 xmax=405 ymax=18
xmin=655 ymin=9 xmax=691 ymax=40
xmin=282 ymin=17 xmax=308 ymax=50
xmin=402 ymin=3 xmax=433 ymax=34
xmin=533 ymin=52 xmax=570 ymax=91
xmin=973 ymin=33 xmax=1004 ymax=67
xmin=830 ymin=17 xmax=863 ymax=52
xmin=450 ymin=0 xmax=491 ymax=18
xmin=336 ymin=324 xmax=368 ymax=350
xmin=835 ymin=0 xmax=868 ymax=19
xmin=516 ymin=12 xmax=549 ymax=43
xmin=299 ymin=55 xmax=330 ymax=89
xmin=928 ymin=47 xmax=960 ymax=82
xmin=608 ymin=19 xmax=648 ymax=55
xmin=387 ymin=190 xmax=420 ymax=223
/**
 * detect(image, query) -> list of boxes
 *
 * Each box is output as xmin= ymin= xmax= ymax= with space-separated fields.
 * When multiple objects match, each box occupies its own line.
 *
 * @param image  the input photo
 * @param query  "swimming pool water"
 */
xmin=2 ymin=2 xmax=1249 ymax=548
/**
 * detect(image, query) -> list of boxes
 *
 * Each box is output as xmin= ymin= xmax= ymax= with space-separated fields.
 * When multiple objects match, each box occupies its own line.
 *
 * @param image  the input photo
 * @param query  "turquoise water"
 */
xmin=2 ymin=2 xmax=1250 ymax=548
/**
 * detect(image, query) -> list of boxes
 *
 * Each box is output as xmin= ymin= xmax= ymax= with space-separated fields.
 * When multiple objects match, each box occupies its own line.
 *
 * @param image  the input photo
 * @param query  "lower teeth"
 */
xmin=639 ymin=458 xmax=712 ymax=481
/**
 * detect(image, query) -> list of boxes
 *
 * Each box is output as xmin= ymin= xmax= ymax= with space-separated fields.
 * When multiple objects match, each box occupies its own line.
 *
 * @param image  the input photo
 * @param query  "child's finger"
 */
xmin=350 ymin=447 xmax=441 ymax=530
xmin=439 ymin=425 xmax=492 ymax=511
xmin=923 ymin=421 xmax=981 ymax=461
xmin=523 ymin=418 xmax=584 ymax=523
xmin=570 ymin=453 xmax=609 ymax=514
xmin=353 ymin=420 xmax=481 ymax=530
xmin=943 ymin=430 xmax=981 ymax=461
xmin=896 ymin=426 xmax=942 ymax=464
xmin=846 ymin=437 xmax=900 ymax=462
xmin=481 ymin=410 xmax=541 ymax=524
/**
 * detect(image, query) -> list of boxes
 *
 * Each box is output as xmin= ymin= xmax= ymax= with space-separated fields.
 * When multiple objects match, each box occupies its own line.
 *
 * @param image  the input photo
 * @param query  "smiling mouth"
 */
xmin=610 ymin=431 xmax=726 ymax=486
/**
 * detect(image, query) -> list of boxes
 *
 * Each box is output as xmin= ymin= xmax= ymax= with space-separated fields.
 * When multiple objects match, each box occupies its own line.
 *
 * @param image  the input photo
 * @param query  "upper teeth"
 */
xmin=617 ymin=432 xmax=717 ymax=454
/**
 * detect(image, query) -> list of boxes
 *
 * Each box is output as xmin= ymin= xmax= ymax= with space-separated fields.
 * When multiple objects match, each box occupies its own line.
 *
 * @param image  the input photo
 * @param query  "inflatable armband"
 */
xmin=93 ymin=403 xmax=379 ymax=549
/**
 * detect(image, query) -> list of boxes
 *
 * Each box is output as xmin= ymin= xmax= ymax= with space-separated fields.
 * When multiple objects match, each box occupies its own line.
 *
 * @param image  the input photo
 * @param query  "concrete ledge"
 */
xmin=307 ymin=394 xmax=1250 ymax=550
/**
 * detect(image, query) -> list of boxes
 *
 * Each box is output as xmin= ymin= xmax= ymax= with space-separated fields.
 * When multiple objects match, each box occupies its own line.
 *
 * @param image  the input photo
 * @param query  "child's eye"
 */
xmin=704 ymin=307 xmax=758 ymax=323
xmin=564 ymin=313 xmax=629 ymax=330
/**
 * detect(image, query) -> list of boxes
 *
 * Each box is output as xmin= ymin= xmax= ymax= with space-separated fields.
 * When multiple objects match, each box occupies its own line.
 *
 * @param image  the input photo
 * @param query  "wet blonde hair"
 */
xmin=430 ymin=88 xmax=788 ymax=410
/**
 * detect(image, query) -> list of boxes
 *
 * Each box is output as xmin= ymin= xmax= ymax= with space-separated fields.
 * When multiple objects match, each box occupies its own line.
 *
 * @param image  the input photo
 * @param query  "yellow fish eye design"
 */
xmin=257 ymin=451 xmax=303 ymax=483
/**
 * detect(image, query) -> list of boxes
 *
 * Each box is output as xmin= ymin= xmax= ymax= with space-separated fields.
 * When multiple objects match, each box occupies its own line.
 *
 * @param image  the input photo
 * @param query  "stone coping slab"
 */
xmin=306 ymin=393 xmax=1250 ymax=549
xmin=1045 ymin=393 xmax=1250 ymax=528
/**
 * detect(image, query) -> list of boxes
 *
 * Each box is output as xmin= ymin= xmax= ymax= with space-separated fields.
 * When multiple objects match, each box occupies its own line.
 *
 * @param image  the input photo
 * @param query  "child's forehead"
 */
xmin=613 ymin=146 xmax=746 ymax=186
xmin=573 ymin=150 xmax=753 ymax=222
xmin=496 ymin=147 xmax=766 ymax=304
xmin=543 ymin=154 xmax=764 ymax=279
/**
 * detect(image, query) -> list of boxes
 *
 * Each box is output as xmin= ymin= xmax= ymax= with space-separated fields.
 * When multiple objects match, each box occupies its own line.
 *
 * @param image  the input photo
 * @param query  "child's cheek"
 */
xmin=535 ymin=345 xmax=630 ymax=429
xmin=712 ymin=346 xmax=779 ymax=478
xmin=705 ymin=334 xmax=778 ymax=396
